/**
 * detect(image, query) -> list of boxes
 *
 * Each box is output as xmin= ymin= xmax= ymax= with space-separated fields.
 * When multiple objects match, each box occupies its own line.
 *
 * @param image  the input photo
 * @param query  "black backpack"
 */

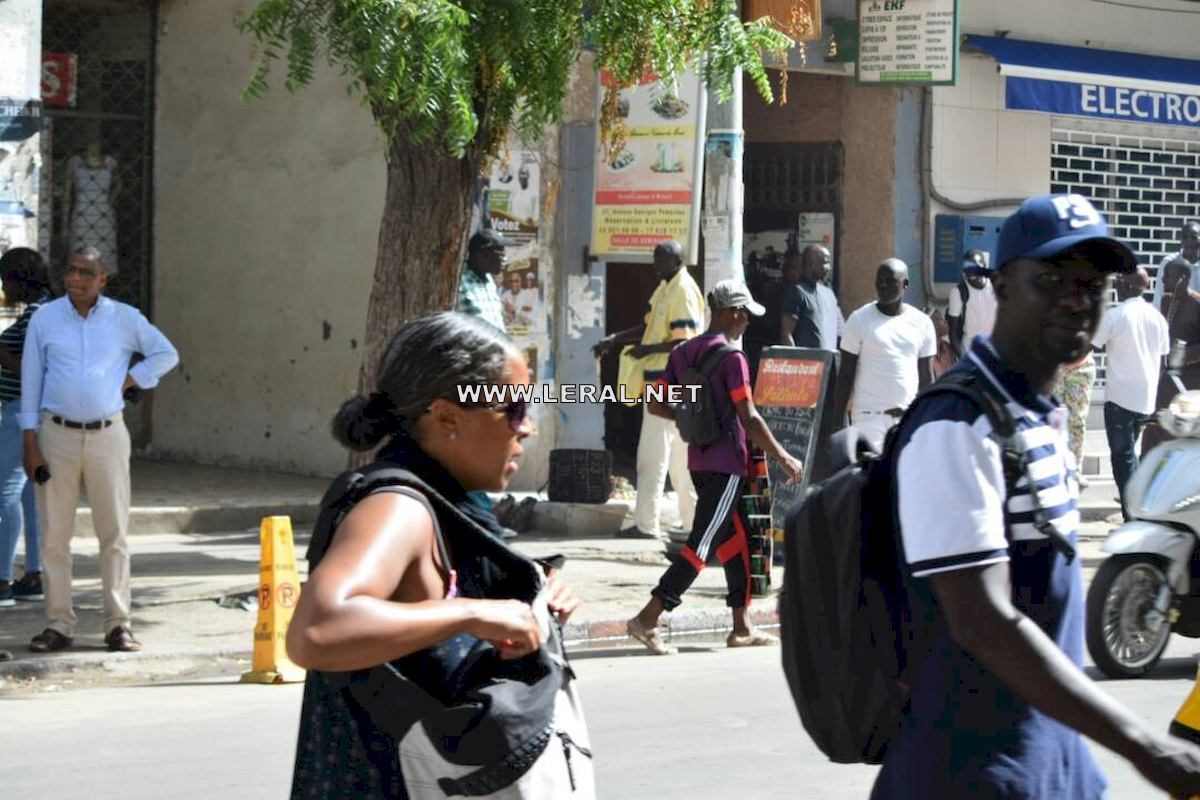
xmin=674 ymin=343 xmax=736 ymax=446
xmin=778 ymin=371 xmax=1076 ymax=764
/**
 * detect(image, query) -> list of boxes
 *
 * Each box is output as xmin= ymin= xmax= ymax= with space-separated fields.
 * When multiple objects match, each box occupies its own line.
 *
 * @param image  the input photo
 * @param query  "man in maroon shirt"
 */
xmin=625 ymin=280 xmax=803 ymax=655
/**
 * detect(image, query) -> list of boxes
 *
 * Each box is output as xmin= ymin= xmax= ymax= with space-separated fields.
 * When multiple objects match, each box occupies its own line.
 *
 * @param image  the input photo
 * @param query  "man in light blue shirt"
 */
xmin=21 ymin=247 xmax=178 ymax=653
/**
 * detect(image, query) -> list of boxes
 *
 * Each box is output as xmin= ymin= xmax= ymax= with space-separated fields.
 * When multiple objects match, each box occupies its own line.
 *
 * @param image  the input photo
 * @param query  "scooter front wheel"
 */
xmin=1086 ymin=555 xmax=1173 ymax=679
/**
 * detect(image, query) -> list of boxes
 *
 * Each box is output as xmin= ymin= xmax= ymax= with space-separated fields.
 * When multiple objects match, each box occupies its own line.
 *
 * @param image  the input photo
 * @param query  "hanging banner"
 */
xmin=591 ymin=68 xmax=706 ymax=262
xmin=856 ymin=0 xmax=959 ymax=86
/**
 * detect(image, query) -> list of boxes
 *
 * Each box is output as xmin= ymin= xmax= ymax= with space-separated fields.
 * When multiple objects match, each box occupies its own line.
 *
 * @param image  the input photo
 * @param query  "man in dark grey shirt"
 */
xmin=779 ymin=245 xmax=830 ymax=349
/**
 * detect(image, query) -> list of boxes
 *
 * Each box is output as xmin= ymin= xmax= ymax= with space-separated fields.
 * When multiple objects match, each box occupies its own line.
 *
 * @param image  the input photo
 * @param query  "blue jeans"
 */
xmin=0 ymin=397 xmax=40 ymax=580
xmin=1105 ymin=401 xmax=1152 ymax=522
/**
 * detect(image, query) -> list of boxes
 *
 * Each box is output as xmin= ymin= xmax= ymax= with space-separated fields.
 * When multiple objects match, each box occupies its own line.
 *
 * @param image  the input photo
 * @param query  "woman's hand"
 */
xmin=467 ymin=599 xmax=541 ymax=660
xmin=546 ymin=574 xmax=581 ymax=625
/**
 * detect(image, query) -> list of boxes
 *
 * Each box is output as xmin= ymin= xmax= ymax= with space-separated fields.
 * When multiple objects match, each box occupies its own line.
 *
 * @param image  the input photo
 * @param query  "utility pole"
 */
xmin=701 ymin=69 xmax=745 ymax=292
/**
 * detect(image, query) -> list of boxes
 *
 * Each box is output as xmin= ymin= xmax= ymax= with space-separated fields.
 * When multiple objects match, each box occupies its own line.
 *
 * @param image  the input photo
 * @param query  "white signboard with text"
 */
xmin=856 ymin=0 xmax=959 ymax=86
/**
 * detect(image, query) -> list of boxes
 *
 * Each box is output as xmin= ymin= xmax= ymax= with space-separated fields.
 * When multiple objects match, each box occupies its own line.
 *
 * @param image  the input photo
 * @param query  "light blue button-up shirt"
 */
xmin=20 ymin=295 xmax=179 ymax=430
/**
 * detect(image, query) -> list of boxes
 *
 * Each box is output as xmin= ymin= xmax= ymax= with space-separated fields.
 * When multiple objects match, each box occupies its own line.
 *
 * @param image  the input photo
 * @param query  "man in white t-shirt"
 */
xmin=1092 ymin=266 xmax=1170 ymax=520
xmin=831 ymin=257 xmax=938 ymax=451
xmin=1152 ymin=221 xmax=1200 ymax=309
xmin=947 ymin=249 xmax=998 ymax=358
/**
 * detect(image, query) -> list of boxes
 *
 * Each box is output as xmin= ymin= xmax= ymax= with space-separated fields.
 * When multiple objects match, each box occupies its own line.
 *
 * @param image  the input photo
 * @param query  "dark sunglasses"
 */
xmin=456 ymin=399 xmax=529 ymax=433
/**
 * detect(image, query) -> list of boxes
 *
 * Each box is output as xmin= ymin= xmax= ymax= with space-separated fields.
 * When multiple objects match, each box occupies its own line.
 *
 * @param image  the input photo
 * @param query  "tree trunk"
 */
xmin=349 ymin=137 xmax=484 ymax=466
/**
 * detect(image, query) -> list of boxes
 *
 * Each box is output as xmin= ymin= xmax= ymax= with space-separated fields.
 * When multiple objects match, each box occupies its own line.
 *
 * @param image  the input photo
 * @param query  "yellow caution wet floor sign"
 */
xmin=240 ymin=516 xmax=306 ymax=684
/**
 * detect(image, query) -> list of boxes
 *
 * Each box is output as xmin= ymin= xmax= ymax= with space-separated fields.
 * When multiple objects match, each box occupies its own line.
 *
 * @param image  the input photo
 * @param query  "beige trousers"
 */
xmin=34 ymin=412 xmax=131 ymax=637
xmin=633 ymin=404 xmax=697 ymax=538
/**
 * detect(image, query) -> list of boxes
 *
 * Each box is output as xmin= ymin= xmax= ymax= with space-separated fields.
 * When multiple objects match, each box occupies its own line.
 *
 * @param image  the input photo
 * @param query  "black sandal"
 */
xmin=29 ymin=628 xmax=72 ymax=653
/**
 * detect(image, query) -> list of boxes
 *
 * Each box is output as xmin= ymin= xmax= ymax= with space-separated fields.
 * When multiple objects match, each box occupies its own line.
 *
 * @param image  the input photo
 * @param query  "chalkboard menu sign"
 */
xmin=754 ymin=347 xmax=834 ymax=531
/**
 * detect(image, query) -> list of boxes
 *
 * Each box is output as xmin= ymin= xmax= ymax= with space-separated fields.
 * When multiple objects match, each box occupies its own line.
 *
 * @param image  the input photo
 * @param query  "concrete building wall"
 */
xmin=931 ymin=56 xmax=1050 ymax=206
xmin=964 ymin=0 xmax=1200 ymax=60
xmin=745 ymin=73 xmax=900 ymax=313
xmin=153 ymin=0 xmax=383 ymax=475
xmin=154 ymin=0 xmax=566 ymax=483
xmin=925 ymin=0 xmax=1200 ymax=321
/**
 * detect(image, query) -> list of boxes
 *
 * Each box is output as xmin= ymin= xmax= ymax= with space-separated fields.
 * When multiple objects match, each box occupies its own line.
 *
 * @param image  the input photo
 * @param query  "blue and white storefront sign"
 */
xmin=967 ymin=34 xmax=1200 ymax=130
xmin=1007 ymin=78 xmax=1200 ymax=129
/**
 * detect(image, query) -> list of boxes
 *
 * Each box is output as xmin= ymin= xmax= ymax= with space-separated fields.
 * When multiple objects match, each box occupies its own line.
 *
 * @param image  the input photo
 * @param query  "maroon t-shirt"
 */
xmin=657 ymin=332 xmax=752 ymax=477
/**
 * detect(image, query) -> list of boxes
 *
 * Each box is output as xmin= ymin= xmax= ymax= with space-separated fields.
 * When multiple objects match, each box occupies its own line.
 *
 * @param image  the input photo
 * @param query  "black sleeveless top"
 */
xmin=289 ymin=437 xmax=544 ymax=799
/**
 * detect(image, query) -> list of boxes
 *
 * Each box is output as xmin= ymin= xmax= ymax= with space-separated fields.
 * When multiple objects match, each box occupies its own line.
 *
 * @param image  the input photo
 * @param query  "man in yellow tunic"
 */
xmin=594 ymin=240 xmax=705 ymax=541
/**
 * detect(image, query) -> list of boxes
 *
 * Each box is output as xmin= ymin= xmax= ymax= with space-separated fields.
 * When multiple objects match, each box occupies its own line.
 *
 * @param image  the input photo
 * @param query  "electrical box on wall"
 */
xmin=933 ymin=214 xmax=1005 ymax=283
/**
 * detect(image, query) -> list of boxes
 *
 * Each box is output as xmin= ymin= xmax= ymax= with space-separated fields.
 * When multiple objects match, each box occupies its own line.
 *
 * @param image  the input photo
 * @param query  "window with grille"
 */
xmin=745 ymin=142 xmax=843 ymax=212
xmin=40 ymin=0 xmax=155 ymax=312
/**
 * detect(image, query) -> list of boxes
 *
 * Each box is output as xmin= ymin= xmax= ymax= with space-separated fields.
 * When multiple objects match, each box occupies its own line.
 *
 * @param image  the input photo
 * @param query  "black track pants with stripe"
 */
xmin=652 ymin=471 xmax=751 ymax=611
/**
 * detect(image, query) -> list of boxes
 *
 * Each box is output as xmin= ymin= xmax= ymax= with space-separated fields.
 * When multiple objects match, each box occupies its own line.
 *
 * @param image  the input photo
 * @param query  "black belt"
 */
xmin=51 ymin=415 xmax=113 ymax=430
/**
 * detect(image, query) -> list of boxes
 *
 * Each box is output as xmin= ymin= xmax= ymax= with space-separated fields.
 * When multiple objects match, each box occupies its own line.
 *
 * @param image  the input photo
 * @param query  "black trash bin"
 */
xmin=547 ymin=449 xmax=612 ymax=504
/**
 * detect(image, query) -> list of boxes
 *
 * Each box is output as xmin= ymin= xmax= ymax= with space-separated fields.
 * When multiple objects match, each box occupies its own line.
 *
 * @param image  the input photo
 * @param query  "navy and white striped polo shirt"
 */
xmin=871 ymin=336 xmax=1106 ymax=800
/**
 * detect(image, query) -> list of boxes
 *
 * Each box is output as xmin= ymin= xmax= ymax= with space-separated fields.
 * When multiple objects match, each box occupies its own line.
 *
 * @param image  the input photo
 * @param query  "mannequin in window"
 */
xmin=65 ymin=141 xmax=120 ymax=275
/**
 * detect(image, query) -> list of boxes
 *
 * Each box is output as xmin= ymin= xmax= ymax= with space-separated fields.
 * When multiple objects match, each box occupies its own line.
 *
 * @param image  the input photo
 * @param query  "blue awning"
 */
xmin=964 ymin=35 xmax=1200 ymax=129
xmin=964 ymin=35 xmax=1200 ymax=94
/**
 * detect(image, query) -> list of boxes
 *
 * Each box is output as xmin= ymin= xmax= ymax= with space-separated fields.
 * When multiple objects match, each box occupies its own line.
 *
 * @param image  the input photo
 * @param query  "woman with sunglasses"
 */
xmin=288 ymin=312 xmax=591 ymax=799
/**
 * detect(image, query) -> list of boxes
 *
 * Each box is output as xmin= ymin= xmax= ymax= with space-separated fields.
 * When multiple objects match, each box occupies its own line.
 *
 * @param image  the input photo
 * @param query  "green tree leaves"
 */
xmin=238 ymin=0 xmax=792 ymax=159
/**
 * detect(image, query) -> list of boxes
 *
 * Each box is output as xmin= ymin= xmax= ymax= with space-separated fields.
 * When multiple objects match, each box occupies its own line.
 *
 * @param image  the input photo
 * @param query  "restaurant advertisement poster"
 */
xmin=591 ymin=68 xmax=707 ymax=263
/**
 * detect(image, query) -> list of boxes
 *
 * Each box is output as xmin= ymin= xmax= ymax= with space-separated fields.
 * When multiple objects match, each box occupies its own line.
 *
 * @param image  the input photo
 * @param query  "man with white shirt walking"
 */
xmin=21 ymin=247 xmax=178 ymax=653
xmin=1152 ymin=221 xmax=1200 ymax=310
xmin=831 ymin=257 xmax=937 ymax=452
xmin=1092 ymin=267 xmax=1170 ymax=520
xmin=946 ymin=249 xmax=998 ymax=359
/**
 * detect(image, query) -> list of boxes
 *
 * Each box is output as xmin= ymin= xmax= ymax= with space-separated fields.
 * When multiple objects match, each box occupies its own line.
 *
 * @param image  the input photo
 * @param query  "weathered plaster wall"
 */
xmin=154 ymin=0 xmax=383 ymax=475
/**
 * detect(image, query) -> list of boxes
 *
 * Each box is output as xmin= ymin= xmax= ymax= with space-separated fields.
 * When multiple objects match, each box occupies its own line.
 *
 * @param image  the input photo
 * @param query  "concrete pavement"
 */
xmin=2 ymin=646 xmax=1186 ymax=799
xmin=0 ymin=457 xmax=1121 ymax=691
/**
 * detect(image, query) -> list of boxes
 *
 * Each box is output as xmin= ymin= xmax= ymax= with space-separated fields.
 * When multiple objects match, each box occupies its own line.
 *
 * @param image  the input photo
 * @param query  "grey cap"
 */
xmin=709 ymin=279 xmax=765 ymax=317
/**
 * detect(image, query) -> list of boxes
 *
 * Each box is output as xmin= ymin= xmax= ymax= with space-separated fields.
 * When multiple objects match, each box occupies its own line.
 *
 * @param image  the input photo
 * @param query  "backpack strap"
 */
xmin=695 ymin=342 xmax=736 ymax=378
xmin=957 ymin=280 xmax=970 ymax=309
xmin=911 ymin=373 xmax=1077 ymax=563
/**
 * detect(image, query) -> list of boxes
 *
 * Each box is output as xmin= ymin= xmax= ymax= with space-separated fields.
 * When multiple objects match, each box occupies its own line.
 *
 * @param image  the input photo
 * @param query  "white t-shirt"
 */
xmin=841 ymin=302 xmax=938 ymax=412
xmin=1092 ymin=297 xmax=1170 ymax=415
xmin=1153 ymin=251 xmax=1200 ymax=310
xmin=946 ymin=280 xmax=998 ymax=352
xmin=816 ymin=283 xmax=844 ymax=351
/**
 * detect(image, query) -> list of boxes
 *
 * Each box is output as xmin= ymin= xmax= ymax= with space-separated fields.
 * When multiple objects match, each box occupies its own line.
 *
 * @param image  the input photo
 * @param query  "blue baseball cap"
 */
xmin=996 ymin=194 xmax=1137 ymax=274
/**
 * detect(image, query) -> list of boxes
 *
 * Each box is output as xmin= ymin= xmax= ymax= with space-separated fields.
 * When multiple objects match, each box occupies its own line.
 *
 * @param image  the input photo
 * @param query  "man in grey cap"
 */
xmin=625 ymin=279 xmax=802 ymax=655
xmin=456 ymin=228 xmax=515 ymax=332
xmin=830 ymin=257 xmax=937 ymax=452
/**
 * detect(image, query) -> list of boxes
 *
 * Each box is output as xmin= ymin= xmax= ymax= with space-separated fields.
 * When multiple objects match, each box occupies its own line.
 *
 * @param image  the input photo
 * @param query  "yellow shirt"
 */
xmin=618 ymin=268 xmax=705 ymax=403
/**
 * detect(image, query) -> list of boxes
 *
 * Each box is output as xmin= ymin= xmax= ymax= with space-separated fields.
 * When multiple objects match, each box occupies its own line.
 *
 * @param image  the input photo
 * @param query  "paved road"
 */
xmin=3 ymin=641 xmax=1198 ymax=798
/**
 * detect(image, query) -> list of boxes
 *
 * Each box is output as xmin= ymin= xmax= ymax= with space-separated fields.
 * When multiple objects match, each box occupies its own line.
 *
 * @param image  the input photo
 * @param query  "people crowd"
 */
xmin=6 ymin=192 xmax=1200 ymax=799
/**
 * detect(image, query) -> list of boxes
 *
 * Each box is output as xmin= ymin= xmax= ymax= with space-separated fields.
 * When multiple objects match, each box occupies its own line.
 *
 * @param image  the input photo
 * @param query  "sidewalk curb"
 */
xmin=0 ymin=645 xmax=253 ymax=685
xmin=76 ymin=504 xmax=321 ymax=538
xmin=0 ymin=607 xmax=784 ymax=688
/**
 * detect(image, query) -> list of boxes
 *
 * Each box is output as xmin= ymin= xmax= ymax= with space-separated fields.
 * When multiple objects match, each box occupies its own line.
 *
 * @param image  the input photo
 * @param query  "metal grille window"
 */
xmin=1050 ymin=118 xmax=1200 ymax=389
xmin=745 ymin=142 xmax=843 ymax=211
xmin=40 ymin=0 xmax=155 ymax=312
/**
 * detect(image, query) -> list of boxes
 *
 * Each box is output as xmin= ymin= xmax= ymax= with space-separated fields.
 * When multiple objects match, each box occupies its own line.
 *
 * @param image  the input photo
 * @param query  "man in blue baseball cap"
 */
xmin=872 ymin=194 xmax=1200 ymax=800
xmin=946 ymin=248 xmax=997 ymax=359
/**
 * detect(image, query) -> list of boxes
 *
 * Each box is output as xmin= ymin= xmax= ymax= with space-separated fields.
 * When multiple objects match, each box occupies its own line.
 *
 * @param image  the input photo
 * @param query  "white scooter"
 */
xmin=1086 ymin=345 xmax=1200 ymax=679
